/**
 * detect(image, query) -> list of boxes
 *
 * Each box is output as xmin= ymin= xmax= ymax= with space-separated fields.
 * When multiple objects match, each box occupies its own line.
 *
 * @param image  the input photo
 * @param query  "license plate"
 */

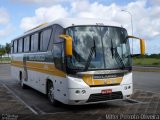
xmin=101 ymin=89 xmax=112 ymax=94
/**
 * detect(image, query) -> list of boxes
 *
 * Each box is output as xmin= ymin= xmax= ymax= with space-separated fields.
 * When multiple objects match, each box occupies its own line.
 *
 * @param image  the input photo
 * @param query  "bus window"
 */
xmin=24 ymin=36 xmax=30 ymax=52
xmin=53 ymin=42 xmax=65 ymax=70
xmin=14 ymin=40 xmax=18 ymax=53
xmin=11 ymin=41 xmax=14 ymax=53
xmin=53 ymin=25 xmax=65 ymax=70
xmin=18 ymin=38 xmax=23 ymax=52
xmin=40 ymin=28 xmax=52 ymax=51
xmin=31 ymin=33 xmax=39 ymax=52
xmin=34 ymin=33 xmax=39 ymax=51
xmin=31 ymin=35 xmax=34 ymax=51
xmin=54 ymin=25 xmax=64 ymax=43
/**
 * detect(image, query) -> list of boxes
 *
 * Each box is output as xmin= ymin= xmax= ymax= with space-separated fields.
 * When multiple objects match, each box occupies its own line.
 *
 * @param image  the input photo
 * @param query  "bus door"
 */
xmin=23 ymin=55 xmax=28 ymax=81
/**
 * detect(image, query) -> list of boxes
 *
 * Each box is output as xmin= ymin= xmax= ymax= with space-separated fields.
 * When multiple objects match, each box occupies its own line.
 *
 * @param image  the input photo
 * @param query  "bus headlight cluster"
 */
xmin=75 ymin=90 xmax=86 ymax=94
xmin=124 ymin=85 xmax=131 ymax=90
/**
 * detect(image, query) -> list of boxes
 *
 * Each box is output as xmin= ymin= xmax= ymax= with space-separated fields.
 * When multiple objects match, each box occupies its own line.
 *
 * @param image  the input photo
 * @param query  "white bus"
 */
xmin=11 ymin=18 xmax=145 ymax=106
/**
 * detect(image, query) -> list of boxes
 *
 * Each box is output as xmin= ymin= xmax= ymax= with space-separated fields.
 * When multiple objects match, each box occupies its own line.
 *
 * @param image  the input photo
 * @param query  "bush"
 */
xmin=152 ymin=62 xmax=159 ymax=65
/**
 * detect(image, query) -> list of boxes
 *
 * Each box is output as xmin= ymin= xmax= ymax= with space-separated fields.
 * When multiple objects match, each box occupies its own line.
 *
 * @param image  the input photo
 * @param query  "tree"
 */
xmin=0 ymin=47 xmax=6 ymax=59
xmin=5 ymin=43 xmax=11 ymax=57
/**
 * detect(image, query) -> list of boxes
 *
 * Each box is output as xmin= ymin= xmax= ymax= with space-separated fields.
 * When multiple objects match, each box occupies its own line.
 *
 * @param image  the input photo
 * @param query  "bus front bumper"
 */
xmin=67 ymin=84 xmax=133 ymax=105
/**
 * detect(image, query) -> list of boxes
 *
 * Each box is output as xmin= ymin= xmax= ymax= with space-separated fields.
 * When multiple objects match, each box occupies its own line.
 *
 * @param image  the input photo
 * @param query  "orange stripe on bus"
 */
xmin=11 ymin=60 xmax=66 ymax=77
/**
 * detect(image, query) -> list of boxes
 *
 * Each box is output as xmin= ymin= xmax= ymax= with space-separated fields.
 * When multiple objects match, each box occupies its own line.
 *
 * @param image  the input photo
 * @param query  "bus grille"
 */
xmin=87 ymin=91 xmax=123 ymax=103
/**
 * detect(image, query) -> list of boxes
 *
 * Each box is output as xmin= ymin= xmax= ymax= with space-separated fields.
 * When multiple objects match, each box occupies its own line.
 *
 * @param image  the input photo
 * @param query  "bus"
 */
xmin=11 ymin=18 xmax=145 ymax=106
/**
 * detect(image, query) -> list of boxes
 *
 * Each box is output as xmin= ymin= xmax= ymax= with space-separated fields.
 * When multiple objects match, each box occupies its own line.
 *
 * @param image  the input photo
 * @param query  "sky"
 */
xmin=0 ymin=0 xmax=160 ymax=54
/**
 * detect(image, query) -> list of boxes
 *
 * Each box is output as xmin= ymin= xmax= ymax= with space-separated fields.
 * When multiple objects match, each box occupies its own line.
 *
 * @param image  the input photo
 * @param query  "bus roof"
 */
xmin=14 ymin=18 xmax=123 ymax=40
xmin=51 ymin=18 xmax=122 ymax=28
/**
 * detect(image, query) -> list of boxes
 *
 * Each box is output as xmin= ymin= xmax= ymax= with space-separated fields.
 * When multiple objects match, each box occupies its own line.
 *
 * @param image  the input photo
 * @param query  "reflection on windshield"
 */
xmin=66 ymin=26 xmax=131 ymax=72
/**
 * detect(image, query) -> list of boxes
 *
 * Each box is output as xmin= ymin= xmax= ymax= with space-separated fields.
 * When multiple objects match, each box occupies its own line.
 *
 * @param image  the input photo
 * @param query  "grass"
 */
xmin=132 ymin=58 xmax=160 ymax=67
xmin=0 ymin=57 xmax=11 ymax=63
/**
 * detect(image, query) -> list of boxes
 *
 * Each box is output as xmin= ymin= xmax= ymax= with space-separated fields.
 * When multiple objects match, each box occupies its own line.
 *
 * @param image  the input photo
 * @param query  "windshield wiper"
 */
xmin=110 ymin=38 xmax=125 ymax=69
xmin=84 ymin=39 xmax=96 ymax=71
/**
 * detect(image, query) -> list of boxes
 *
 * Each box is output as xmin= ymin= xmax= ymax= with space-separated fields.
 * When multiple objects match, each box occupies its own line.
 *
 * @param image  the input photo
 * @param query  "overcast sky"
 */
xmin=0 ymin=0 xmax=160 ymax=54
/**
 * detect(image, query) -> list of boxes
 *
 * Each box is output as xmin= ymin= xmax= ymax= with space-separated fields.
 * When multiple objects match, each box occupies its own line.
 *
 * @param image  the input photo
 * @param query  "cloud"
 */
xmin=148 ymin=0 xmax=160 ymax=6
xmin=11 ymin=0 xmax=69 ymax=5
xmin=20 ymin=0 xmax=160 ymax=41
xmin=20 ymin=5 xmax=68 ymax=31
xmin=0 ymin=7 xmax=13 ymax=42
xmin=0 ymin=7 xmax=9 ymax=25
xmin=0 ymin=24 xmax=13 ymax=39
xmin=125 ymin=0 xmax=160 ymax=40
xmin=70 ymin=0 xmax=160 ymax=40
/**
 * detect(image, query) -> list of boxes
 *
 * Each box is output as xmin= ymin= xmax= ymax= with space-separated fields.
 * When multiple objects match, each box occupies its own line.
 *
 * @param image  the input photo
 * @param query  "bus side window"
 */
xmin=54 ymin=25 xmax=64 ymax=43
xmin=53 ymin=42 xmax=65 ymax=70
xmin=48 ymin=25 xmax=57 ymax=51
xmin=14 ymin=40 xmax=18 ymax=53
xmin=31 ymin=35 xmax=34 ymax=52
xmin=40 ymin=28 xmax=52 ymax=51
xmin=18 ymin=38 xmax=23 ymax=53
xmin=31 ymin=33 xmax=39 ymax=52
xmin=11 ymin=41 xmax=14 ymax=53
xmin=34 ymin=33 xmax=39 ymax=52
xmin=53 ymin=25 xmax=65 ymax=71
xmin=40 ymin=31 xmax=43 ymax=51
xmin=24 ymin=36 xmax=30 ymax=52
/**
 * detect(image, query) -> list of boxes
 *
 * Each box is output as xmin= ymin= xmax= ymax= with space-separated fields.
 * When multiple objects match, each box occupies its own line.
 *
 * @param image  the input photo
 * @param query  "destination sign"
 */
xmin=93 ymin=73 xmax=124 ymax=79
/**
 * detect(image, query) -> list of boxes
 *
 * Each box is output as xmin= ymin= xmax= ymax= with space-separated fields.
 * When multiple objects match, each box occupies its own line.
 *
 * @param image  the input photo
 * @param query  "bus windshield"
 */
xmin=66 ymin=26 xmax=131 ymax=72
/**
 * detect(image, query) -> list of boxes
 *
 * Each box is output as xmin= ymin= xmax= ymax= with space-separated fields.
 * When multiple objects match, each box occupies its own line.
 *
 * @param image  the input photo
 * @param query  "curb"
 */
xmin=133 ymin=66 xmax=160 ymax=72
xmin=0 ymin=61 xmax=11 ymax=64
xmin=0 ymin=63 xmax=10 ymax=64
xmin=133 ymin=69 xmax=160 ymax=72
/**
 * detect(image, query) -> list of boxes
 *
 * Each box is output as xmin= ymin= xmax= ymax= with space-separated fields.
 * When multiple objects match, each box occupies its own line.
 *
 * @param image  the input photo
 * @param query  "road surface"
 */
xmin=133 ymin=71 xmax=160 ymax=93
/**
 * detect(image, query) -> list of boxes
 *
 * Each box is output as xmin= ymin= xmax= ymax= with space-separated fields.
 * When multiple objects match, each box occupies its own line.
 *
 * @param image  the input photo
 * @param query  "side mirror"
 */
xmin=127 ymin=35 xmax=145 ymax=55
xmin=59 ymin=34 xmax=73 ymax=56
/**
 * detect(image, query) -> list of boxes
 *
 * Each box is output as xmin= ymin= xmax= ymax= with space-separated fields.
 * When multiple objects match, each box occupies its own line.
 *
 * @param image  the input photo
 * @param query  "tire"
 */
xmin=47 ymin=81 xmax=60 ymax=107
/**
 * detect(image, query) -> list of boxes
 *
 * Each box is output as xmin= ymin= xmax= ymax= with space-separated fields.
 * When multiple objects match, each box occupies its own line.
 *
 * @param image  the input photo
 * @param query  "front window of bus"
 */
xmin=65 ymin=26 xmax=131 ymax=73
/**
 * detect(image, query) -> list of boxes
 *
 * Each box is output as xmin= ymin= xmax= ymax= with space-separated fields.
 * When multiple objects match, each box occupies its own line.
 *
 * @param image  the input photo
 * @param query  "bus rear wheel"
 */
xmin=47 ymin=81 xmax=60 ymax=107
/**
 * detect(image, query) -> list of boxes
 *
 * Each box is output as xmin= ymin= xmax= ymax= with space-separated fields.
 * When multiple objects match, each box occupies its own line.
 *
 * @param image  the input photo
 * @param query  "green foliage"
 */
xmin=5 ymin=43 xmax=11 ymax=55
xmin=134 ymin=54 xmax=160 ymax=59
xmin=0 ymin=57 xmax=10 ymax=63
xmin=0 ymin=47 xmax=6 ymax=58
xmin=133 ymin=58 xmax=160 ymax=66
xmin=0 ymin=57 xmax=10 ymax=62
xmin=0 ymin=43 xmax=11 ymax=58
xmin=152 ymin=62 xmax=159 ymax=65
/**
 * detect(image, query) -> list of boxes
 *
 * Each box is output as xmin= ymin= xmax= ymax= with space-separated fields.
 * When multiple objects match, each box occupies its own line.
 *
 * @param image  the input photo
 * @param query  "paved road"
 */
xmin=0 ymin=64 xmax=160 ymax=120
xmin=133 ymin=66 xmax=160 ymax=72
xmin=133 ymin=72 xmax=160 ymax=93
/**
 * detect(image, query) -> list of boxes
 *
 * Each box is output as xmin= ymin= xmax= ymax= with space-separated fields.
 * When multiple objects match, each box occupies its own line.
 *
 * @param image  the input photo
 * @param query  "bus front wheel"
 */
xmin=47 ymin=81 xmax=60 ymax=107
